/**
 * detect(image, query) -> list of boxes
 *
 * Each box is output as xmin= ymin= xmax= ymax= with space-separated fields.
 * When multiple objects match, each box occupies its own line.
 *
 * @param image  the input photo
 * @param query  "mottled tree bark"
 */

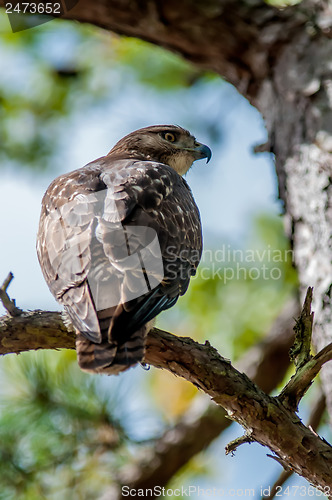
xmin=254 ymin=17 xmax=332 ymax=423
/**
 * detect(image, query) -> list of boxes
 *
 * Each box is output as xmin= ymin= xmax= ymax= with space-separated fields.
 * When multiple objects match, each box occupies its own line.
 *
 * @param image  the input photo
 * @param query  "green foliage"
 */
xmin=113 ymin=37 xmax=214 ymax=90
xmin=0 ymin=351 xmax=132 ymax=499
xmin=264 ymin=0 xmax=302 ymax=7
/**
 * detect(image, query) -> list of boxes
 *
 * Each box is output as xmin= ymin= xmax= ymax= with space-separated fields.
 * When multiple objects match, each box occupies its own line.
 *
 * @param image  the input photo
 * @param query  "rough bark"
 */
xmin=256 ymin=28 xmax=332 ymax=423
xmin=1 ymin=307 xmax=332 ymax=491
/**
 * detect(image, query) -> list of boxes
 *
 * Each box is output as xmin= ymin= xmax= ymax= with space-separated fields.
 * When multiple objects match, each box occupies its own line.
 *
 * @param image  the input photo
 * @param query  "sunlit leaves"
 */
xmin=112 ymin=37 xmax=212 ymax=90
xmin=265 ymin=0 xmax=302 ymax=7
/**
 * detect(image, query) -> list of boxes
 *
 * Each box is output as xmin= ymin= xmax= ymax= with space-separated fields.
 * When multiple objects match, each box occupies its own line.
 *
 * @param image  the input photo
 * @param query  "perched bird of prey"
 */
xmin=37 ymin=125 xmax=211 ymax=375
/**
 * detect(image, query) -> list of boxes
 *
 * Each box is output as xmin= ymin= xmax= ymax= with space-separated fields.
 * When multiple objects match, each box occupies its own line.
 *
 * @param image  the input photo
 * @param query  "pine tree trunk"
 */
xmin=255 ymin=25 xmax=332 ymax=421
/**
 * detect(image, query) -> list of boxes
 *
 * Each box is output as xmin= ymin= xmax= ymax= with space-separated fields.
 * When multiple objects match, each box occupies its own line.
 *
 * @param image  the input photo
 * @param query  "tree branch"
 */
xmin=105 ymin=299 xmax=299 ymax=497
xmin=1 ymin=300 xmax=332 ymax=490
xmin=279 ymin=288 xmax=332 ymax=411
xmin=0 ymin=0 xmax=317 ymax=100
xmin=280 ymin=342 xmax=332 ymax=411
xmin=225 ymin=431 xmax=254 ymax=456
xmin=0 ymin=272 xmax=23 ymax=317
xmin=145 ymin=328 xmax=332 ymax=490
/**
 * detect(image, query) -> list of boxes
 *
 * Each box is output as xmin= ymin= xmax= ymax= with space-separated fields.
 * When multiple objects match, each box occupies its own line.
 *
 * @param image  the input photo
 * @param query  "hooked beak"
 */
xmin=192 ymin=142 xmax=212 ymax=164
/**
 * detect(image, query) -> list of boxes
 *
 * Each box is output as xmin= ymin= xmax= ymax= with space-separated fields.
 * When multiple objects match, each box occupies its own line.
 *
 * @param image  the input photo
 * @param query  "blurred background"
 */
xmin=0 ymin=11 xmax=328 ymax=499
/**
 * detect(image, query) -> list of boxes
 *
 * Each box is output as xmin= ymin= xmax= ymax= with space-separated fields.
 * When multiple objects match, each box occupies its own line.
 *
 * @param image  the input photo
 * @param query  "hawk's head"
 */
xmin=108 ymin=125 xmax=211 ymax=175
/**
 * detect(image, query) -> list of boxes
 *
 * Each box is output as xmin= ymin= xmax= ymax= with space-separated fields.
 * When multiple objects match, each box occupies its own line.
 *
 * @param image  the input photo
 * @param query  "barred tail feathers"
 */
xmin=76 ymin=325 xmax=147 ymax=375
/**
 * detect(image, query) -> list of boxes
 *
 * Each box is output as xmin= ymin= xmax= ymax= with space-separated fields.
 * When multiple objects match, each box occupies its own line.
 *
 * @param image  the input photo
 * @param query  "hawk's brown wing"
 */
xmin=37 ymin=164 xmax=107 ymax=343
xmin=37 ymin=157 xmax=202 ymax=350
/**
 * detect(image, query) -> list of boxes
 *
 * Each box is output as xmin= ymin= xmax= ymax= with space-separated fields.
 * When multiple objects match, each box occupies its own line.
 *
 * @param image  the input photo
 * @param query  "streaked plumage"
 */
xmin=37 ymin=125 xmax=211 ymax=374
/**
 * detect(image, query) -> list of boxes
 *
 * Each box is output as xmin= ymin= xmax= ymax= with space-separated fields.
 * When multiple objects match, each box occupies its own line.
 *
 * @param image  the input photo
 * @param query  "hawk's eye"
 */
xmin=162 ymin=132 xmax=176 ymax=143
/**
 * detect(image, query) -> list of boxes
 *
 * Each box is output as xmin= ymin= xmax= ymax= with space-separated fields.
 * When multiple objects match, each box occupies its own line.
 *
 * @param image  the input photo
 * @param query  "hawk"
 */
xmin=37 ymin=125 xmax=211 ymax=375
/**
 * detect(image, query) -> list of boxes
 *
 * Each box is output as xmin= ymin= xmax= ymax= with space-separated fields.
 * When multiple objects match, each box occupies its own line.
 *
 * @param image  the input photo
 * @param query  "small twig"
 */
xmin=289 ymin=287 xmax=314 ymax=369
xmin=225 ymin=431 xmax=253 ymax=456
xmin=2 ymin=272 xmax=14 ymax=291
xmin=278 ymin=288 xmax=322 ymax=410
xmin=0 ymin=273 xmax=23 ymax=317
xmin=263 ymin=389 xmax=326 ymax=499
xmin=253 ymin=141 xmax=271 ymax=153
xmin=279 ymin=342 xmax=332 ymax=410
